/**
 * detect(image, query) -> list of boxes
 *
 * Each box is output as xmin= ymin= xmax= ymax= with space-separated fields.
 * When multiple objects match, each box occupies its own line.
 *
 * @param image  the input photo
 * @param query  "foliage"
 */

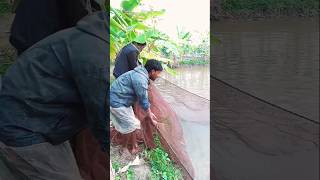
xmin=143 ymin=135 xmax=183 ymax=180
xmin=221 ymin=0 xmax=319 ymax=15
xmin=0 ymin=0 xmax=11 ymax=15
xmin=112 ymin=162 xmax=121 ymax=173
xmin=110 ymin=0 xmax=172 ymax=62
xmin=157 ymin=28 xmax=210 ymax=67
xmin=126 ymin=167 xmax=135 ymax=180
xmin=111 ymin=0 xmax=180 ymax=77
xmin=111 ymin=0 xmax=211 ymax=73
xmin=176 ymin=27 xmax=192 ymax=57
xmin=112 ymin=161 xmax=121 ymax=180
xmin=180 ymin=59 xmax=209 ymax=65
xmin=112 ymin=161 xmax=135 ymax=180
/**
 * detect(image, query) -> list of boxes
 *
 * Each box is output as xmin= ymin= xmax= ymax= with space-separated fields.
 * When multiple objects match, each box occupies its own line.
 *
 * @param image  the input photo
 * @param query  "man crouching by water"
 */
xmin=110 ymin=59 xmax=162 ymax=154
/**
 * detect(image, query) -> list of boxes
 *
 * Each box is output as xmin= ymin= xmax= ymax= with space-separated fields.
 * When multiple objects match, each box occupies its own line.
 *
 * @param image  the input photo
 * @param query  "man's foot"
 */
xmin=119 ymin=147 xmax=136 ymax=161
xmin=130 ymin=145 xmax=141 ymax=155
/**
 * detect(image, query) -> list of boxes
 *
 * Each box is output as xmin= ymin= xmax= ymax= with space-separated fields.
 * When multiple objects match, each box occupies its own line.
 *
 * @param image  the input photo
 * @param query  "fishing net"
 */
xmin=111 ymin=77 xmax=210 ymax=180
xmin=212 ymin=76 xmax=319 ymax=180
xmin=71 ymin=128 xmax=109 ymax=180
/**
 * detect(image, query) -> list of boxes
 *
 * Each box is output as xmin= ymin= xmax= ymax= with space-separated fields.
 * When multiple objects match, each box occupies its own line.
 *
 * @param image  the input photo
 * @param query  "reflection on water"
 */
xmin=213 ymin=17 xmax=319 ymax=121
xmin=162 ymin=65 xmax=210 ymax=99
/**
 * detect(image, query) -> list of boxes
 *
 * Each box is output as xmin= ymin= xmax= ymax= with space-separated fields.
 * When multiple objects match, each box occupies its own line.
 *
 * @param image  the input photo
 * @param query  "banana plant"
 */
xmin=110 ymin=0 xmax=176 ymax=65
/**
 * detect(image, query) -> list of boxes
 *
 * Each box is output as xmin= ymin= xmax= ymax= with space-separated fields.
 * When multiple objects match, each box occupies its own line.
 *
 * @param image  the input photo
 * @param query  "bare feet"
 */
xmin=130 ymin=144 xmax=141 ymax=155
xmin=119 ymin=147 xmax=135 ymax=161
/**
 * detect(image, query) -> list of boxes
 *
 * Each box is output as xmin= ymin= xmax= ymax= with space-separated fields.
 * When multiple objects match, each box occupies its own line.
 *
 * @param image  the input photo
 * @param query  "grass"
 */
xmin=142 ymin=135 xmax=183 ymax=180
xmin=112 ymin=161 xmax=136 ymax=180
xmin=126 ymin=167 xmax=135 ymax=180
xmin=221 ymin=0 xmax=319 ymax=16
xmin=111 ymin=134 xmax=183 ymax=180
xmin=179 ymin=59 xmax=209 ymax=65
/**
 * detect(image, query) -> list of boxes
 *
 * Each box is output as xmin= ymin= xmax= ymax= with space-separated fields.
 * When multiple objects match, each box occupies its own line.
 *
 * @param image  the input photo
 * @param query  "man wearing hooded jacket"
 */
xmin=9 ymin=0 xmax=105 ymax=55
xmin=0 ymin=11 xmax=109 ymax=179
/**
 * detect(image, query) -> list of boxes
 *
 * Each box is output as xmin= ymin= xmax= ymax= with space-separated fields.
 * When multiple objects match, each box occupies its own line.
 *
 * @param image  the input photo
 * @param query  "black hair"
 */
xmin=144 ymin=59 xmax=163 ymax=73
xmin=133 ymin=42 xmax=147 ymax=47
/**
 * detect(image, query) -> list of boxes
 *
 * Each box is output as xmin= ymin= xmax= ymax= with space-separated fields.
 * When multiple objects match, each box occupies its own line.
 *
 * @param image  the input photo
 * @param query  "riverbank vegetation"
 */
xmin=179 ymin=59 xmax=209 ymax=65
xmin=213 ymin=0 xmax=319 ymax=19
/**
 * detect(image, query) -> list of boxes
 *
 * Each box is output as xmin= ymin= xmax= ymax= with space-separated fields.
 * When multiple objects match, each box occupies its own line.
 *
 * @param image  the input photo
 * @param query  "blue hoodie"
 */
xmin=110 ymin=66 xmax=150 ymax=110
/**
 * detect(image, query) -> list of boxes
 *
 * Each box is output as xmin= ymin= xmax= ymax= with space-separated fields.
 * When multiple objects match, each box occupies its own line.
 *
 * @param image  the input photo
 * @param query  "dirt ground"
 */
xmin=110 ymin=144 xmax=152 ymax=180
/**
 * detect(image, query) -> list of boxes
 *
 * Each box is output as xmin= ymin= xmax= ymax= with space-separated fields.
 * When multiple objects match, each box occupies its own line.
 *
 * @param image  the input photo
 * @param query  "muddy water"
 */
xmin=212 ymin=17 xmax=319 ymax=180
xmin=213 ymin=17 xmax=319 ymax=121
xmin=162 ymin=65 xmax=210 ymax=99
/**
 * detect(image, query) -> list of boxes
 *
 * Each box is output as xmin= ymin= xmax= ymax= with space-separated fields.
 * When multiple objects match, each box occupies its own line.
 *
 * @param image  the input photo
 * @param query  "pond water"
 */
xmin=213 ymin=17 xmax=319 ymax=121
xmin=212 ymin=17 xmax=319 ymax=180
xmin=161 ymin=65 xmax=210 ymax=99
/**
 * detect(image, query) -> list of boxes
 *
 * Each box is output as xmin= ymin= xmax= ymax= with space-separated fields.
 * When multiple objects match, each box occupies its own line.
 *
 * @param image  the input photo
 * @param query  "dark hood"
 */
xmin=76 ymin=11 xmax=109 ymax=43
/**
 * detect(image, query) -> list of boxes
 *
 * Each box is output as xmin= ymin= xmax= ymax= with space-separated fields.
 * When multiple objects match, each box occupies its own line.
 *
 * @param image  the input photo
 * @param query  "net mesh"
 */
xmin=212 ymin=76 xmax=319 ymax=180
xmin=71 ymin=129 xmax=109 ymax=180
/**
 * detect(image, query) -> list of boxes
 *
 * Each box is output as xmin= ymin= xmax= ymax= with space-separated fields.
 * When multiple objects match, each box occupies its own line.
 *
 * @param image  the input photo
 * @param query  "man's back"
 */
xmin=110 ymin=66 xmax=149 ymax=110
xmin=113 ymin=43 xmax=140 ymax=78
xmin=0 ymin=12 xmax=109 ymax=148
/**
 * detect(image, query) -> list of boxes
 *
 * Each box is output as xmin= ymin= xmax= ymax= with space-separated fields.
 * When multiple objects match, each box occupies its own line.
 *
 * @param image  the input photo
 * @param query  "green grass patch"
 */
xmin=143 ymin=135 xmax=183 ymax=180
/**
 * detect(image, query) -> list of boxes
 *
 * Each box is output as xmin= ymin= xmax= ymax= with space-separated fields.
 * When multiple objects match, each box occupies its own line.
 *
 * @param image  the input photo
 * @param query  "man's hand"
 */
xmin=146 ymin=108 xmax=158 ymax=127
